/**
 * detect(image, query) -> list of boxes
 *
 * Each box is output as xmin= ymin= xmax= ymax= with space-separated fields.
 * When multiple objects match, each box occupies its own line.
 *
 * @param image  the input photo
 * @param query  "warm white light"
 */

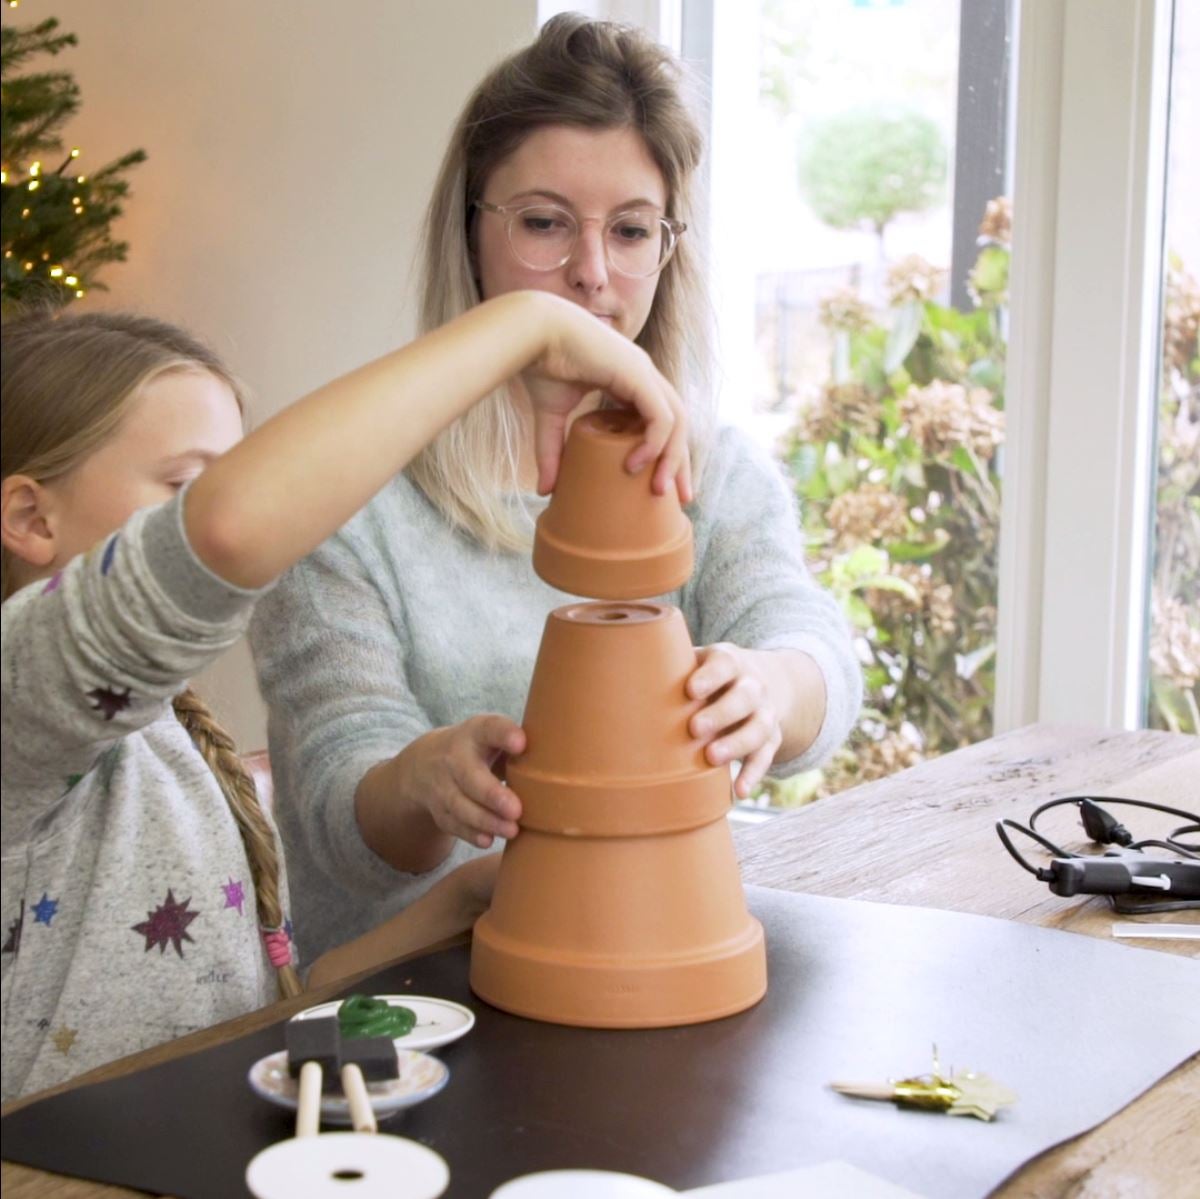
xmin=65 ymin=275 xmax=78 ymax=285
xmin=27 ymin=179 xmax=40 ymax=191
xmin=50 ymin=267 xmax=64 ymax=278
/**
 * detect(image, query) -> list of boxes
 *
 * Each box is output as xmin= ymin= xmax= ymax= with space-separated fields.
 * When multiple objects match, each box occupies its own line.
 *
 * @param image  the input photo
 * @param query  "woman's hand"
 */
xmin=687 ymin=644 xmax=783 ymax=799
xmin=397 ymin=716 xmax=526 ymax=849
xmin=687 ymin=645 xmax=827 ymax=799
xmin=519 ymin=292 xmax=691 ymax=503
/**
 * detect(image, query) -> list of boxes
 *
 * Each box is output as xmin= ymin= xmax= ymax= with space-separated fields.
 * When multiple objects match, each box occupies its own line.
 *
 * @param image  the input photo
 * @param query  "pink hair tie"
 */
xmin=262 ymin=928 xmax=292 ymax=968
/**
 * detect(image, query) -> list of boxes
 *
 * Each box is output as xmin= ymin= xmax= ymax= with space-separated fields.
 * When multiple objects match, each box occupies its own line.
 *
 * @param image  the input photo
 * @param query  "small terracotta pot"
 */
xmin=533 ymin=408 xmax=693 ymax=599
xmin=469 ymin=599 xmax=767 ymax=1028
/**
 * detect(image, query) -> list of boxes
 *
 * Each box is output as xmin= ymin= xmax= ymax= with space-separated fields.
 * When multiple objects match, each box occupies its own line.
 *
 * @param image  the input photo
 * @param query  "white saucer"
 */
xmin=292 ymin=995 xmax=475 ymax=1052
xmin=491 ymin=1172 xmax=676 ymax=1198
xmin=246 ymin=1131 xmax=449 ymax=1199
xmin=248 ymin=1048 xmax=449 ymax=1124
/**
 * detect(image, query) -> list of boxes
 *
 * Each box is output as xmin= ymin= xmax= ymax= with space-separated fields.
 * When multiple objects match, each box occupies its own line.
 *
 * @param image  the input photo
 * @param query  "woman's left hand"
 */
xmin=687 ymin=643 xmax=784 ymax=799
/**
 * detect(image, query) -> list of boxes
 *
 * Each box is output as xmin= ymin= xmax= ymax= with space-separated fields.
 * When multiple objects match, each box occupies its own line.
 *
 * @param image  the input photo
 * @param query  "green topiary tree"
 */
xmin=1 ymin=17 xmax=146 ymax=313
xmin=798 ymin=108 xmax=946 ymax=258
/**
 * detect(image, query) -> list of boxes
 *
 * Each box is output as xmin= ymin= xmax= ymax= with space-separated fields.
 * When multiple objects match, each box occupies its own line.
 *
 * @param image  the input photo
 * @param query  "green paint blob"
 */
xmin=337 ymin=994 xmax=416 ymax=1040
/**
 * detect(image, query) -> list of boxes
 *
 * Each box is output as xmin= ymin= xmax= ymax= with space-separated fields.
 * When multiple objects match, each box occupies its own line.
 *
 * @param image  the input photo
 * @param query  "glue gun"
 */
xmin=1038 ymin=856 xmax=1200 ymax=899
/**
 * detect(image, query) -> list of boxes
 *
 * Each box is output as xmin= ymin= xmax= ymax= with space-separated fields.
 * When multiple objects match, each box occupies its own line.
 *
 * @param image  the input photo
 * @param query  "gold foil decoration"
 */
xmin=830 ymin=1045 xmax=1017 ymax=1121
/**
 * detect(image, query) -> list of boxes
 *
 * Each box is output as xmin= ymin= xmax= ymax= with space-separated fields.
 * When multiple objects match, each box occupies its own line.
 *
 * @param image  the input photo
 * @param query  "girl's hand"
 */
xmin=687 ymin=644 xmax=784 ymax=799
xmin=398 ymin=716 xmax=525 ymax=849
xmin=520 ymin=293 xmax=691 ymax=503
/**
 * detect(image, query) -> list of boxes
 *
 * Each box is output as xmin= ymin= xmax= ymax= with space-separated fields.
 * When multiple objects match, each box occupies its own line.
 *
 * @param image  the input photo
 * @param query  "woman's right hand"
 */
xmin=519 ymin=292 xmax=692 ymax=503
xmin=396 ymin=715 xmax=526 ymax=849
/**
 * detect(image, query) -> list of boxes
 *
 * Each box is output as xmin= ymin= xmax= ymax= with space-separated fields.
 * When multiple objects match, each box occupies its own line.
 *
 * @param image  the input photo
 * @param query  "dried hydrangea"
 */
xmin=798 ymin=381 xmax=882 ymax=443
xmin=818 ymin=288 xmax=873 ymax=333
xmin=865 ymin=562 xmax=957 ymax=636
xmin=886 ymin=254 xmax=947 ymax=306
xmin=827 ymin=484 xmax=908 ymax=546
xmin=900 ymin=380 xmax=1004 ymax=460
xmin=1162 ymin=264 xmax=1199 ymax=378
xmin=977 ymin=196 xmax=1012 ymax=247
xmin=1150 ymin=592 xmax=1200 ymax=691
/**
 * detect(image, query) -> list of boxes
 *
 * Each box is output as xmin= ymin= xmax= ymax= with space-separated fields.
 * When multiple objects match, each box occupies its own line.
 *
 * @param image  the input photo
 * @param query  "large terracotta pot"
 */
xmin=532 ymin=409 xmax=693 ymax=599
xmin=469 ymin=601 xmax=766 ymax=1028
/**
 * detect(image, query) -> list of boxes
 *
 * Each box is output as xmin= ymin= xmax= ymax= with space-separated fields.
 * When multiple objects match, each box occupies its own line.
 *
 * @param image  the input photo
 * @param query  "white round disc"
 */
xmin=246 ymin=1132 xmax=449 ymax=1199
xmin=490 ymin=1170 xmax=676 ymax=1198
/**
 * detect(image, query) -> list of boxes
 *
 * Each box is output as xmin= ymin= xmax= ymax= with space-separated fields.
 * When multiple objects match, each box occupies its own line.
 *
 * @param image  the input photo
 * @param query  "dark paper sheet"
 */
xmin=3 ymin=888 xmax=1197 ymax=1199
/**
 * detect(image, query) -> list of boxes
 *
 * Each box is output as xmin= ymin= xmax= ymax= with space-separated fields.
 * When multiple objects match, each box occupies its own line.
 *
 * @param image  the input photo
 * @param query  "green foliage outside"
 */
xmin=760 ymin=201 xmax=1011 ymax=805
xmin=1148 ymin=258 xmax=1200 ymax=733
xmin=1 ymin=18 xmax=145 ymax=313
xmin=798 ymin=108 xmax=947 ymax=245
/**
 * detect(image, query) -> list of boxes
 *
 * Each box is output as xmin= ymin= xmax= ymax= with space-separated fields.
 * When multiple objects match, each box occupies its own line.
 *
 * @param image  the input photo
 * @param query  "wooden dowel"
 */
xmin=340 ymin=1063 xmax=377 ymax=1134
xmin=295 ymin=1060 xmax=323 ymax=1137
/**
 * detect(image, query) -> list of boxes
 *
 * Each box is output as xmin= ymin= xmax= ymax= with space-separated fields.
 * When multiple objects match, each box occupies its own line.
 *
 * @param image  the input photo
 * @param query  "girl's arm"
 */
xmin=185 ymin=291 xmax=688 ymax=590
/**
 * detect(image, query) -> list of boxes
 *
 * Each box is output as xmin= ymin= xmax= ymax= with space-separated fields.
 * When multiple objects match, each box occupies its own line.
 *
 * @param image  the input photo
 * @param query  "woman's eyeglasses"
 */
xmin=473 ymin=200 xmax=686 ymax=279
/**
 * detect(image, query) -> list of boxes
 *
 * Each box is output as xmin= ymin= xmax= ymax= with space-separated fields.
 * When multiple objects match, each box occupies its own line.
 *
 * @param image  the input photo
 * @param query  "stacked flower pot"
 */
xmin=469 ymin=409 xmax=767 ymax=1028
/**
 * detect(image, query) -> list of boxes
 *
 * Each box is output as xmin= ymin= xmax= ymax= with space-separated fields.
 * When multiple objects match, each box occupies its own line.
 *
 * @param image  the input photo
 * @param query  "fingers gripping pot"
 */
xmin=469 ymin=601 xmax=767 ymax=1028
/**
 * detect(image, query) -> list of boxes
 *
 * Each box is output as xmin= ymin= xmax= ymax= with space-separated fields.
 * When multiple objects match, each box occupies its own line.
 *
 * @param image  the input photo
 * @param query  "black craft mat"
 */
xmin=3 ymin=888 xmax=1198 ymax=1199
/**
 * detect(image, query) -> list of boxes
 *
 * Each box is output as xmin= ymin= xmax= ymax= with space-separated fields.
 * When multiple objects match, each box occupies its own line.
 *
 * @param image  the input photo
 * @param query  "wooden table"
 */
xmin=4 ymin=723 xmax=1198 ymax=1198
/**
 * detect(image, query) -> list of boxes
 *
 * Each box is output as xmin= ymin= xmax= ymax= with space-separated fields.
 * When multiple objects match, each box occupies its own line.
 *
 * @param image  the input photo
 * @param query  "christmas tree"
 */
xmin=1 ymin=17 xmax=146 ymax=312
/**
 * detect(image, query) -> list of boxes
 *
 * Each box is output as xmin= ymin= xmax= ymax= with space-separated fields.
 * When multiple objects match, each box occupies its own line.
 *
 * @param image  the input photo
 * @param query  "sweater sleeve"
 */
xmin=248 ymin=521 xmax=437 ymax=898
xmin=1 ymin=493 xmax=262 ymax=832
xmin=681 ymin=428 xmax=863 ymax=774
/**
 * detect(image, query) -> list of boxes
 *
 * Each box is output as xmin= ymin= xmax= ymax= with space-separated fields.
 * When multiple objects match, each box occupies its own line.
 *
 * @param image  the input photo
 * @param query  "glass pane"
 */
xmin=1146 ymin=0 xmax=1200 ymax=735
xmin=715 ymin=0 xmax=1012 ymax=805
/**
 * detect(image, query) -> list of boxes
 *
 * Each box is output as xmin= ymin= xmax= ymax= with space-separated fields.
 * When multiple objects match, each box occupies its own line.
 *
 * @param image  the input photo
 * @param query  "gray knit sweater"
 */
xmin=1 ymin=497 xmax=281 ymax=1101
xmin=250 ymin=428 xmax=862 ymax=965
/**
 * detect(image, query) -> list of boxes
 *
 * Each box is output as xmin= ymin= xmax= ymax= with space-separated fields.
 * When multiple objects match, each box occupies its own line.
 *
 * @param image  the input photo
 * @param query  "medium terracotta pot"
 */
xmin=469 ymin=600 xmax=766 ymax=1028
xmin=533 ymin=408 xmax=693 ymax=599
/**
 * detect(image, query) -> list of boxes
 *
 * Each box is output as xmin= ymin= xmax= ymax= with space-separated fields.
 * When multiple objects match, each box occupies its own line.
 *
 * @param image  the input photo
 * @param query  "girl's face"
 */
xmin=475 ymin=125 xmax=669 ymax=342
xmin=42 ymin=368 xmax=243 ymax=570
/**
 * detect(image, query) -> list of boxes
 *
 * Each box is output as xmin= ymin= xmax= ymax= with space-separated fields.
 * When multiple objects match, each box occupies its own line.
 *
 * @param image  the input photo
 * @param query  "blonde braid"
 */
xmin=172 ymin=687 xmax=303 ymax=999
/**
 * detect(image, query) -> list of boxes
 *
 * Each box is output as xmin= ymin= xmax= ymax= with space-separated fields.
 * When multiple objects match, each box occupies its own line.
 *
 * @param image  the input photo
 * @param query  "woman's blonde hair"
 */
xmin=409 ymin=12 xmax=715 ymax=549
xmin=1 ymin=310 xmax=302 ymax=999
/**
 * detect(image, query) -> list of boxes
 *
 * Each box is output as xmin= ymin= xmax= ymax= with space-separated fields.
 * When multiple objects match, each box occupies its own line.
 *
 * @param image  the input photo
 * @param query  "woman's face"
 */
xmin=475 ymin=125 xmax=669 ymax=342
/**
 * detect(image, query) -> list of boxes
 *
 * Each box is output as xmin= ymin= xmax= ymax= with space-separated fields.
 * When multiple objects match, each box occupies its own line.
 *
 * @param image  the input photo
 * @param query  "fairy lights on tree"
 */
xmin=1 ymin=16 xmax=146 ymax=311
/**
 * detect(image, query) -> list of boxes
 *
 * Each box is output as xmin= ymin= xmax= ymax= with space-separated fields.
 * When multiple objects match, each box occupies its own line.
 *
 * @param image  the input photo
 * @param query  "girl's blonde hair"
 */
xmin=1 ymin=310 xmax=302 ymax=999
xmin=409 ymin=12 xmax=715 ymax=550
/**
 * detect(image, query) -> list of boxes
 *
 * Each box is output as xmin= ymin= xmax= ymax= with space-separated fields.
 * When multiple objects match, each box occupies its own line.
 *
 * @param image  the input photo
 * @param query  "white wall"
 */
xmin=7 ymin=0 xmax=539 ymax=747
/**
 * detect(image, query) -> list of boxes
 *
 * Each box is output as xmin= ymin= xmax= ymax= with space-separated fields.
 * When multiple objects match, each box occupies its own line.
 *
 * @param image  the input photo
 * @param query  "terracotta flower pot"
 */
xmin=469 ymin=600 xmax=766 ymax=1028
xmin=533 ymin=408 xmax=693 ymax=599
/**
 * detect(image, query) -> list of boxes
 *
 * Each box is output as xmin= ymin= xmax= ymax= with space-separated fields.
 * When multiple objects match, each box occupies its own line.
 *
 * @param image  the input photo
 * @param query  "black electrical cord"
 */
xmin=996 ymin=794 xmax=1200 ymax=914
xmin=1028 ymin=795 xmax=1200 ymax=854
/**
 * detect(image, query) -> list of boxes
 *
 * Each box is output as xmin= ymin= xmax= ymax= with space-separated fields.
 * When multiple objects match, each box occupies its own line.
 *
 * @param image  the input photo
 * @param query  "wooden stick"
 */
xmin=295 ymin=1060 xmax=323 ymax=1137
xmin=829 ymin=1081 xmax=895 ymax=1101
xmin=340 ymin=1063 xmax=377 ymax=1134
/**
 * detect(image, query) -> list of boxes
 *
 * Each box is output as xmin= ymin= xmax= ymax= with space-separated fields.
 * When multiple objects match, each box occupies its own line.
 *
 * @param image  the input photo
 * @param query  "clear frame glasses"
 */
xmin=473 ymin=200 xmax=686 ymax=278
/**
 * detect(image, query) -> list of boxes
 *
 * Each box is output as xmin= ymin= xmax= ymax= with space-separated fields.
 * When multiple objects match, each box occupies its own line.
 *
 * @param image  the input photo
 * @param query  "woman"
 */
xmin=250 ymin=14 xmax=862 ymax=964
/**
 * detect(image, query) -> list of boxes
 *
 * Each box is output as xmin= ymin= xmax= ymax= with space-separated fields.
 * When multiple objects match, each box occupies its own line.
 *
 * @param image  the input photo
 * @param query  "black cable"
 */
xmin=1022 ymin=796 xmax=1200 ymax=844
xmin=1130 ymin=838 xmax=1200 ymax=860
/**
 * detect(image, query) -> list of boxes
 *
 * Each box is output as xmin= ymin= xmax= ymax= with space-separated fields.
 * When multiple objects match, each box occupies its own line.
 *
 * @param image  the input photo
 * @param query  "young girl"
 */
xmin=0 ymin=294 xmax=688 ymax=1101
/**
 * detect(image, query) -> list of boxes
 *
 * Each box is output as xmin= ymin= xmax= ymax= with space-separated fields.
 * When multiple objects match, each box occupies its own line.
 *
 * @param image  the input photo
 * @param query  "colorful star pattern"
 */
xmin=221 ymin=877 xmax=246 ymax=916
xmin=41 ymin=571 xmax=63 ymax=595
xmin=52 ymin=1026 xmax=78 ymax=1055
xmin=32 ymin=892 xmax=59 ymax=926
xmin=100 ymin=534 xmax=119 ymax=575
xmin=87 ymin=685 xmax=133 ymax=721
xmin=132 ymin=890 xmax=199 ymax=958
xmin=3 ymin=901 xmax=24 ymax=955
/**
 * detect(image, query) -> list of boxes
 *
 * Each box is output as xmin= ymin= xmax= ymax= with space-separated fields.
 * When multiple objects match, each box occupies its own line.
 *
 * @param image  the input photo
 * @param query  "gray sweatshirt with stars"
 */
xmin=1 ymin=495 xmax=282 ymax=1101
xmin=250 ymin=427 xmax=864 ymax=967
